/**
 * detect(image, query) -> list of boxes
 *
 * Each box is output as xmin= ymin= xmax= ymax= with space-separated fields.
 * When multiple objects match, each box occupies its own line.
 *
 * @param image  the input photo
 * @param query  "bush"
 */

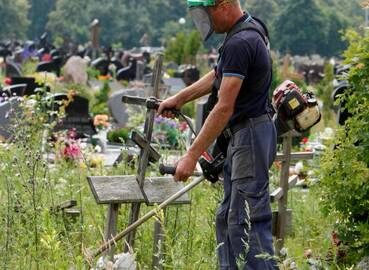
xmin=319 ymin=30 xmax=369 ymax=263
xmin=107 ymin=128 xmax=130 ymax=144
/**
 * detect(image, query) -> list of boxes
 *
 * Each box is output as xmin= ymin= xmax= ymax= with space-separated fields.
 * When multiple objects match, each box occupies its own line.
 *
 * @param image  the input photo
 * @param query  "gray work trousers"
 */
xmin=216 ymin=117 xmax=279 ymax=270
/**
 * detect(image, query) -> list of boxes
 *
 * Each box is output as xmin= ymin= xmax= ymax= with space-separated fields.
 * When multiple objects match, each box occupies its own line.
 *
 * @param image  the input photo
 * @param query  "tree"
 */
xmin=273 ymin=0 xmax=328 ymax=55
xmin=184 ymin=31 xmax=202 ymax=64
xmin=27 ymin=0 xmax=56 ymax=39
xmin=244 ymin=0 xmax=278 ymax=28
xmin=47 ymin=0 xmax=91 ymax=43
xmin=0 ymin=0 xmax=30 ymax=40
xmin=165 ymin=32 xmax=186 ymax=64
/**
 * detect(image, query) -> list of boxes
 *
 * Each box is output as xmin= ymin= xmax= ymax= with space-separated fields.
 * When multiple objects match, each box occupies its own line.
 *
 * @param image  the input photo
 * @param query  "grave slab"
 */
xmin=87 ymin=176 xmax=191 ymax=205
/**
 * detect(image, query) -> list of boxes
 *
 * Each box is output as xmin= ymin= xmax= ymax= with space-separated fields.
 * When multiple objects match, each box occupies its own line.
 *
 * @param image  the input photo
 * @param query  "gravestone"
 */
xmin=195 ymin=97 xmax=208 ymax=134
xmin=5 ymin=61 xmax=22 ymax=77
xmin=111 ymin=58 xmax=124 ymax=73
xmin=36 ymin=61 xmax=61 ymax=77
xmin=332 ymin=80 xmax=351 ymax=125
xmin=91 ymin=58 xmax=110 ymax=76
xmin=63 ymin=56 xmax=88 ymax=85
xmin=116 ymin=60 xmax=137 ymax=81
xmin=50 ymin=94 xmax=96 ymax=138
xmin=0 ymin=97 xmax=21 ymax=141
xmin=10 ymin=77 xmax=46 ymax=96
xmin=174 ymin=65 xmax=200 ymax=86
xmin=0 ymin=84 xmax=27 ymax=97
xmin=135 ymin=61 xmax=145 ymax=81
xmin=163 ymin=78 xmax=186 ymax=95
xmin=108 ymin=88 xmax=146 ymax=126
xmin=165 ymin=61 xmax=179 ymax=71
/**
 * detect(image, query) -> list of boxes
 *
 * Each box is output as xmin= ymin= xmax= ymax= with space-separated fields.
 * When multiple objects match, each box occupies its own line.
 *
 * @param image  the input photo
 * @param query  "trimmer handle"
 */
xmin=159 ymin=164 xmax=176 ymax=176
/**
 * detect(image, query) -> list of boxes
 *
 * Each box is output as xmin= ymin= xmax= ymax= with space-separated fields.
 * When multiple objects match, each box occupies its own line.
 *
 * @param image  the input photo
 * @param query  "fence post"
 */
xmin=275 ymin=131 xmax=292 ymax=255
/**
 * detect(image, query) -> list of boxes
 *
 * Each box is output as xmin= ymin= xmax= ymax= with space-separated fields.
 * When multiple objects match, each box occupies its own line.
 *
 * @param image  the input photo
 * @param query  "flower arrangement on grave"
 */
xmin=153 ymin=116 xmax=188 ymax=148
xmin=53 ymin=128 xmax=82 ymax=162
xmin=93 ymin=114 xmax=110 ymax=130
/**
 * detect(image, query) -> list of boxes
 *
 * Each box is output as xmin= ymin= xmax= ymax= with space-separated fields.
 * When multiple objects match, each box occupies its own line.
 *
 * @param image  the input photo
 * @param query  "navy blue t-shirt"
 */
xmin=215 ymin=15 xmax=272 ymax=126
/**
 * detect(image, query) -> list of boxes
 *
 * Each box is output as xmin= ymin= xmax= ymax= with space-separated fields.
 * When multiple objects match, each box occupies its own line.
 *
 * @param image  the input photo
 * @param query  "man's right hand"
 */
xmin=157 ymin=95 xmax=183 ymax=119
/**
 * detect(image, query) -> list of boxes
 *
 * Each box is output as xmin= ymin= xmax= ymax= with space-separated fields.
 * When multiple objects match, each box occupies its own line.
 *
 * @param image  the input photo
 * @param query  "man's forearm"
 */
xmin=175 ymin=70 xmax=215 ymax=106
xmin=187 ymin=103 xmax=233 ymax=160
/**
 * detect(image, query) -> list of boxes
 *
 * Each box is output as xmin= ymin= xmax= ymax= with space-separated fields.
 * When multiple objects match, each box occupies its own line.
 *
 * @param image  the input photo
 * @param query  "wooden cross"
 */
xmin=87 ymin=54 xmax=191 ymax=268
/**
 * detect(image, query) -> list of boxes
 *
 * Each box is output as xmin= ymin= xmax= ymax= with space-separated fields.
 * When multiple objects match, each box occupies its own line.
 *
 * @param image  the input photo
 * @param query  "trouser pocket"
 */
xmin=232 ymin=180 xmax=272 ymax=224
xmin=230 ymin=145 xmax=255 ymax=181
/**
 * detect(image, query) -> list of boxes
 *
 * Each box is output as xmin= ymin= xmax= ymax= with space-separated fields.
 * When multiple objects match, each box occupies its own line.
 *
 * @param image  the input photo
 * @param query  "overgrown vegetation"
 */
xmin=319 ymin=29 xmax=369 ymax=265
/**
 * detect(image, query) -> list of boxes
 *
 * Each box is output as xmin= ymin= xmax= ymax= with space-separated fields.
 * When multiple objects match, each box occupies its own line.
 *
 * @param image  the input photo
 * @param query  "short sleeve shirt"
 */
xmin=215 ymin=15 xmax=272 ymax=126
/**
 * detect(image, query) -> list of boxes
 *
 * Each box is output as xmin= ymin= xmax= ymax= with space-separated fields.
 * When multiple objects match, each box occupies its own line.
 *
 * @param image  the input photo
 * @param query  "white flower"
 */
xmin=94 ymin=145 xmax=102 ymax=153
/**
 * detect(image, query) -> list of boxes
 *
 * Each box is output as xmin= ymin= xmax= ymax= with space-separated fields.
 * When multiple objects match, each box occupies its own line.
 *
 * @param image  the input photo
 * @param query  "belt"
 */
xmin=223 ymin=114 xmax=271 ymax=139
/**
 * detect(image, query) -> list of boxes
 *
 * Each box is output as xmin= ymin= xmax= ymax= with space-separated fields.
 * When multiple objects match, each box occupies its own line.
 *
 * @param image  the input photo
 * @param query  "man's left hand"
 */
xmin=174 ymin=153 xmax=198 ymax=182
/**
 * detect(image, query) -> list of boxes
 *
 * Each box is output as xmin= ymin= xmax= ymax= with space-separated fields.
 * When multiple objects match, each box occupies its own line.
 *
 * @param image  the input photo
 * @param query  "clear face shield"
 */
xmin=189 ymin=6 xmax=214 ymax=42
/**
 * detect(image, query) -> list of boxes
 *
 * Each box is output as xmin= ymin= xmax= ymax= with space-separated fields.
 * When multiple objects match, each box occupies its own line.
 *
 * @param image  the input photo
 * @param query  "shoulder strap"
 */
xmin=220 ymin=17 xmax=270 ymax=55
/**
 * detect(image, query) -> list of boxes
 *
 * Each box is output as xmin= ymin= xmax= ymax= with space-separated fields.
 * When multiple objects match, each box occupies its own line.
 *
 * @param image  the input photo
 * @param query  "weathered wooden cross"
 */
xmin=87 ymin=54 xmax=190 ymax=268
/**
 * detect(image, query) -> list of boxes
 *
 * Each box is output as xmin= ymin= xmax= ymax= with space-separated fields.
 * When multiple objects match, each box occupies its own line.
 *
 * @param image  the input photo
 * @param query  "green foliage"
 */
xmin=246 ymin=0 xmax=363 ymax=57
xmin=27 ymin=0 xmax=55 ymax=39
xmin=91 ymin=80 xmax=110 ymax=115
xmin=319 ymin=29 xmax=369 ymax=262
xmin=46 ymin=0 xmax=189 ymax=47
xmin=0 ymin=0 xmax=30 ymax=40
xmin=274 ymin=0 xmax=328 ymax=56
xmin=182 ymin=101 xmax=196 ymax=119
xmin=47 ymin=0 xmax=90 ymax=43
xmin=165 ymin=30 xmax=203 ymax=65
xmin=165 ymin=32 xmax=187 ymax=65
xmin=107 ymin=128 xmax=130 ymax=144
xmin=184 ymin=31 xmax=202 ymax=64
xmin=317 ymin=63 xmax=335 ymax=125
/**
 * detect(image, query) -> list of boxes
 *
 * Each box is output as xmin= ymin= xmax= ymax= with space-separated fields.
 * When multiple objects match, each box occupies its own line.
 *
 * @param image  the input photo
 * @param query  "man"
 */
xmin=158 ymin=0 xmax=278 ymax=269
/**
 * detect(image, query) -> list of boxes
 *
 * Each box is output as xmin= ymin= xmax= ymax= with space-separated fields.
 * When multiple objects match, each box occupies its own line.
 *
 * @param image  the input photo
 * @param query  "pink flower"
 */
xmin=67 ymin=128 xmax=77 ymax=140
xmin=179 ymin=122 xmax=188 ymax=132
xmin=62 ymin=143 xmax=81 ymax=160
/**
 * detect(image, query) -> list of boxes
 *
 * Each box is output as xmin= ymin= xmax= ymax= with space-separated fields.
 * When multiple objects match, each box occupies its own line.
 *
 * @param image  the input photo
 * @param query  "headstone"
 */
xmin=0 ymin=84 xmax=27 ymax=97
xmin=116 ymin=60 xmax=137 ymax=81
xmin=36 ymin=61 xmax=59 ymax=76
xmin=5 ymin=61 xmax=22 ymax=77
xmin=111 ymin=58 xmax=124 ymax=72
xmin=331 ymin=81 xmax=351 ymax=125
xmin=0 ymin=97 xmax=21 ymax=141
xmin=163 ymin=77 xmax=186 ymax=95
xmin=165 ymin=61 xmax=179 ymax=71
xmin=50 ymin=49 xmax=60 ymax=58
xmin=174 ymin=65 xmax=200 ymax=86
xmin=63 ymin=56 xmax=88 ymax=85
xmin=108 ymin=88 xmax=146 ymax=126
xmin=91 ymin=57 xmax=110 ymax=76
xmin=10 ymin=77 xmax=45 ymax=96
xmin=195 ymin=97 xmax=208 ymax=134
xmin=50 ymin=94 xmax=96 ymax=138
xmin=135 ymin=61 xmax=145 ymax=81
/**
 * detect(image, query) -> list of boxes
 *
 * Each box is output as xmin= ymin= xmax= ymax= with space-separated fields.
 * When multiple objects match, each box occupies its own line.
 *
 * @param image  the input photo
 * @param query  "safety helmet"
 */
xmin=187 ymin=0 xmax=216 ymax=7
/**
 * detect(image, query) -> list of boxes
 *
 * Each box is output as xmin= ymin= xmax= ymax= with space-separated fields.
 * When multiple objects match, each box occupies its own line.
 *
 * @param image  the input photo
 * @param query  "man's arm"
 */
xmin=176 ymin=69 xmax=216 ymax=104
xmin=157 ymin=70 xmax=215 ymax=117
xmin=174 ymin=76 xmax=243 ymax=181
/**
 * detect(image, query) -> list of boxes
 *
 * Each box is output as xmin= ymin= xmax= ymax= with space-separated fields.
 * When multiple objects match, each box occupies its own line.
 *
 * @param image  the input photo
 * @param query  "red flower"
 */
xmin=302 ymin=137 xmax=309 ymax=144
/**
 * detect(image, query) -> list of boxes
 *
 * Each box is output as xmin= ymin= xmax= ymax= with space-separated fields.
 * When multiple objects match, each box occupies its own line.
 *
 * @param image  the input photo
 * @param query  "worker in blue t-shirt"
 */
xmin=158 ymin=1 xmax=278 ymax=269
